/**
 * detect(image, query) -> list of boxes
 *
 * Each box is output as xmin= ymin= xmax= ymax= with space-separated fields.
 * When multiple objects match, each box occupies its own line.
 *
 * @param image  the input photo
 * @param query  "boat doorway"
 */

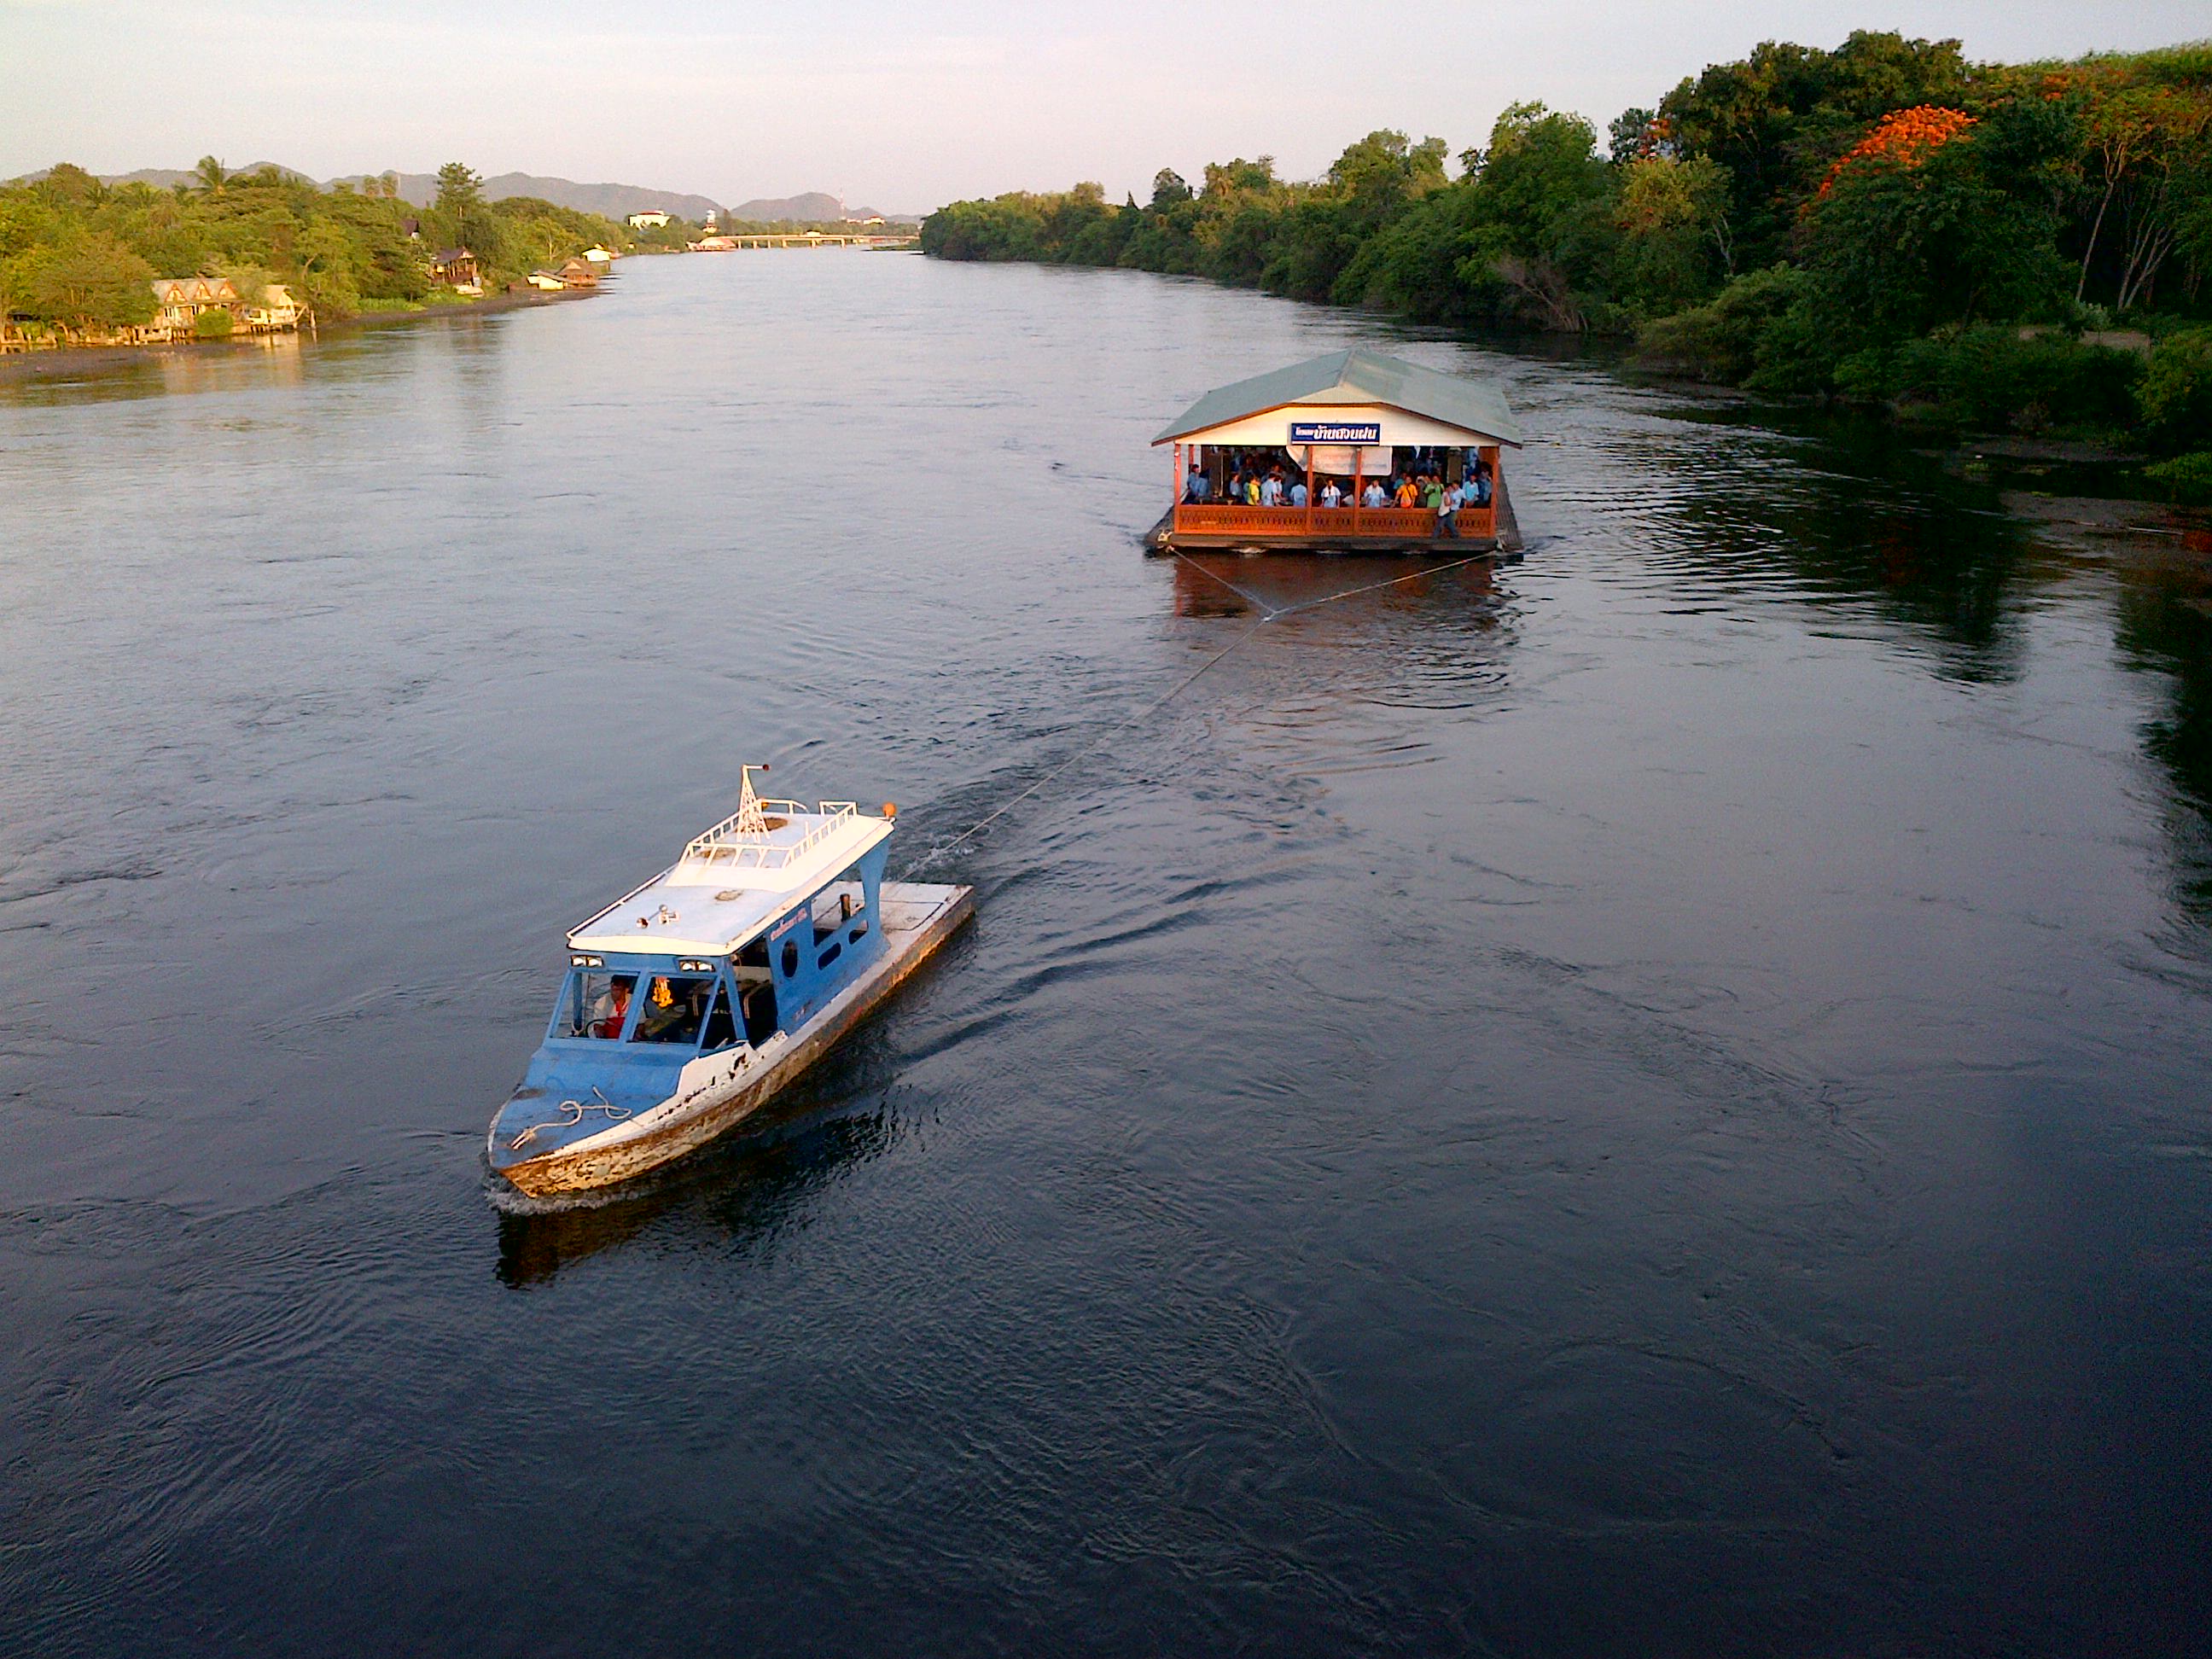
xmin=735 ymin=938 xmax=779 ymax=1044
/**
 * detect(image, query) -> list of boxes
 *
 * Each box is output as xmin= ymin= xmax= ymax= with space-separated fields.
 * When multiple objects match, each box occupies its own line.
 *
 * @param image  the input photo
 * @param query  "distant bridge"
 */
xmin=690 ymin=232 xmax=920 ymax=251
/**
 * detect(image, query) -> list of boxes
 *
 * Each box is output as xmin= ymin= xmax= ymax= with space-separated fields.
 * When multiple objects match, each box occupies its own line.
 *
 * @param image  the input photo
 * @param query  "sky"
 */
xmin=3 ymin=0 xmax=2204 ymax=212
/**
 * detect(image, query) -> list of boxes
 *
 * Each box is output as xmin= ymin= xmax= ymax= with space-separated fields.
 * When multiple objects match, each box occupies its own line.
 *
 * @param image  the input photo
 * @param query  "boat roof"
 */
xmin=568 ymin=798 xmax=892 ymax=958
xmin=1152 ymin=349 xmax=1522 ymax=447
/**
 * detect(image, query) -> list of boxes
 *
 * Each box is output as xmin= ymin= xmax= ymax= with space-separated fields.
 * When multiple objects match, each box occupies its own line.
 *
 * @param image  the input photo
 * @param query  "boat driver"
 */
xmin=588 ymin=975 xmax=634 ymax=1039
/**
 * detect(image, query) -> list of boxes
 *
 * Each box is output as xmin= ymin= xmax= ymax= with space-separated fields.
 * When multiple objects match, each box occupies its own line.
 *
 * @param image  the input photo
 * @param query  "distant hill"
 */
xmin=12 ymin=162 xmax=917 ymax=226
xmin=729 ymin=191 xmax=844 ymax=223
xmin=16 ymin=163 xmax=718 ymax=221
xmin=727 ymin=191 xmax=916 ymax=225
xmin=334 ymin=172 xmax=727 ymax=222
xmin=51 ymin=161 xmax=316 ymax=189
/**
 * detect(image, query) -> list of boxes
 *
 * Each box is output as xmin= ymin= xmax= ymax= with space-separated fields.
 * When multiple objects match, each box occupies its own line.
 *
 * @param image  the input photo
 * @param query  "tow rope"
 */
xmin=910 ymin=551 xmax=1493 ymax=870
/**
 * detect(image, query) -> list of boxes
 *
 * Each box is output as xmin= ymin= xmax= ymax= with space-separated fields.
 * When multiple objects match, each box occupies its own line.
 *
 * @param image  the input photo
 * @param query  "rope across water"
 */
xmin=908 ymin=551 xmax=1493 ymax=871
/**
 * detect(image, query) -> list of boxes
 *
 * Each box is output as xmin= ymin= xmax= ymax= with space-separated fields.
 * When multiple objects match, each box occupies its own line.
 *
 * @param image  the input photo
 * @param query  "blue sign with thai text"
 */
xmin=1289 ymin=421 xmax=1382 ymax=445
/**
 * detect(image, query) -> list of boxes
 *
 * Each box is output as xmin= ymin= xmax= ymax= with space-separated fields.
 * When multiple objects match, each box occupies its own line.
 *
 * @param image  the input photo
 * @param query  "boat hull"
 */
xmin=490 ymin=882 xmax=974 ymax=1197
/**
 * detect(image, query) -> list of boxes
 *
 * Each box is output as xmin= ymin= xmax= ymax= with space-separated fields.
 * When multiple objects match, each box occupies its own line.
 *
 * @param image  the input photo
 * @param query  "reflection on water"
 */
xmin=497 ymin=1105 xmax=899 ymax=1287
xmin=0 ymin=331 xmax=311 ymax=406
xmin=1 ymin=254 xmax=2208 ymax=1658
xmin=2117 ymin=565 xmax=2212 ymax=922
xmin=1596 ymin=409 xmax=2039 ymax=682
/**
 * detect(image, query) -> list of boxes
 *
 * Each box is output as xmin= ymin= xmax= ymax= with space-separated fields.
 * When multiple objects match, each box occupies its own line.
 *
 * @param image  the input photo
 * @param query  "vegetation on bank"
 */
xmin=922 ymin=33 xmax=2212 ymax=471
xmin=0 ymin=160 xmax=629 ymax=337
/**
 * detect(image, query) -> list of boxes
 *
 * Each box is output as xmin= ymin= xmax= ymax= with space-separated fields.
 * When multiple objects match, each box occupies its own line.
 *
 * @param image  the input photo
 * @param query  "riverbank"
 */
xmin=0 ymin=285 xmax=599 ymax=386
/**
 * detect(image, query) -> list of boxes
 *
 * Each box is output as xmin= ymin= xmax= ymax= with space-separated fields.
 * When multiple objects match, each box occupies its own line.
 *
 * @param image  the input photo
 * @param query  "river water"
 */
xmin=2 ymin=253 xmax=2208 ymax=1656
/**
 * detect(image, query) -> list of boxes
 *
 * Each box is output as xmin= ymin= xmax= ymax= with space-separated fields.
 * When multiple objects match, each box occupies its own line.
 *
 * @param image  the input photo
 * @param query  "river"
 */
xmin=2 ymin=252 xmax=2207 ymax=1656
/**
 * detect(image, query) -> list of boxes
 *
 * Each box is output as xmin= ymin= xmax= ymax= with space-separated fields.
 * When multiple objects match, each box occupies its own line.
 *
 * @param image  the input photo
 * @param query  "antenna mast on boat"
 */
xmin=734 ymin=765 xmax=771 ymax=836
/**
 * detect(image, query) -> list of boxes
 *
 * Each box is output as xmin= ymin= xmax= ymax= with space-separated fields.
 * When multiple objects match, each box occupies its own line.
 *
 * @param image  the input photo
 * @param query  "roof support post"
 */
xmin=1351 ymin=445 xmax=1363 ymax=538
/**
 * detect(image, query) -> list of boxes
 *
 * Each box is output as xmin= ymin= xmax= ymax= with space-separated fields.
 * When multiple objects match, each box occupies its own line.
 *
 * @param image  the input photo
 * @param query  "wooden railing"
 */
xmin=1173 ymin=504 xmax=1497 ymax=540
xmin=1173 ymin=505 xmax=1315 ymax=534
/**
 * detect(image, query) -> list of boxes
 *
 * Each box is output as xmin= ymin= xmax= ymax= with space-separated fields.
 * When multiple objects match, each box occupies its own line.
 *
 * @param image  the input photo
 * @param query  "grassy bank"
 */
xmin=1 ymin=159 xmax=626 ymax=340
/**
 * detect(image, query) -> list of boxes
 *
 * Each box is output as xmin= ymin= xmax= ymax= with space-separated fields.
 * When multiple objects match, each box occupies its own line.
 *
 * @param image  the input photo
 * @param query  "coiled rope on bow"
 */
xmin=507 ymin=1086 xmax=632 ymax=1151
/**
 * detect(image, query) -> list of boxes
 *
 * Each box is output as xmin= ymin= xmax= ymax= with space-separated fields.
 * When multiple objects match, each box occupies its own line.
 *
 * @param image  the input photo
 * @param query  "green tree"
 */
xmin=25 ymin=231 xmax=156 ymax=332
xmin=434 ymin=161 xmax=483 ymax=215
xmin=1610 ymin=108 xmax=1661 ymax=164
xmin=429 ymin=161 xmax=506 ymax=272
xmin=920 ymin=34 xmax=2211 ymax=360
xmin=1658 ymin=32 xmax=1974 ymax=268
xmin=917 ymin=194 xmax=1049 ymax=260
xmin=1466 ymin=103 xmax=1612 ymax=250
xmin=218 ymin=262 xmax=277 ymax=306
xmin=1613 ymin=153 xmax=1733 ymax=312
xmin=1634 ymin=263 xmax=1809 ymax=382
xmin=1330 ymin=130 xmax=1448 ymax=226
xmin=2138 ymin=327 xmax=2212 ymax=447
xmin=1800 ymin=119 xmax=2067 ymax=346
xmin=38 ymin=163 xmax=106 ymax=211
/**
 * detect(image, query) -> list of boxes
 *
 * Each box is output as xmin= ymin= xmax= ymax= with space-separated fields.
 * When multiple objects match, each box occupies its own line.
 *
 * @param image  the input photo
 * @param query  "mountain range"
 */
xmin=35 ymin=164 xmax=914 ymax=224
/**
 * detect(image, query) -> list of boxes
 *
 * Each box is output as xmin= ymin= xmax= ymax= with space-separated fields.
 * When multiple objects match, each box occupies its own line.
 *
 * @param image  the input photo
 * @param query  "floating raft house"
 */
xmin=1144 ymin=349 xmax=1522 ymax=555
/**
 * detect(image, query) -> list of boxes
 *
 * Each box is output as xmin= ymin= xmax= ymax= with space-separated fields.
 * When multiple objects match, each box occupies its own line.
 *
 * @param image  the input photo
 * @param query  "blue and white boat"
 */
xmin=487 ymin=770 xmax=973 ymax=1197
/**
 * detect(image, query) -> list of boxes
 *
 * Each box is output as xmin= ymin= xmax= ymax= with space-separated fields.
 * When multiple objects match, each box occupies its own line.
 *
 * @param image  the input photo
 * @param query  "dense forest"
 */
xmin=0 ymin=160 xmax=628 ymax=334
xmin=923 ymin=34 xmax=2212 ymax=486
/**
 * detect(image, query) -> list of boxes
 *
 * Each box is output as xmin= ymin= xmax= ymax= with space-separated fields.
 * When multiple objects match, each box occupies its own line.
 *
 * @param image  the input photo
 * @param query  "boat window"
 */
xmin=818 ymin=941 xmax=841 ymax=970
xmin=813 ymin=874 xmax=862 ymax=940
xmin=780 ymin=940 xmax=799 ymax=978
xmin=632 ymin=975 xmax=714 ymax=1044
xmin=700 ymin=987 xmax=738 ymax=1052
xmin=557 ymin=971 xmax=637 ymax=1039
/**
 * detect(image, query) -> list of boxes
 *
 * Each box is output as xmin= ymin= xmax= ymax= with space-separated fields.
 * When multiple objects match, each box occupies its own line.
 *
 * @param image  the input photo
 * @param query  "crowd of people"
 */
xmin=1182 ymin=445 xmax=1493 ymax=522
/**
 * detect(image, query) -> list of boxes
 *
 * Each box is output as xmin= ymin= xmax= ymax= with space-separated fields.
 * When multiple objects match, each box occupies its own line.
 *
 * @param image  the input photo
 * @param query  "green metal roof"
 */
xmin=1152 ymin=348 xmax=1523 ymax=447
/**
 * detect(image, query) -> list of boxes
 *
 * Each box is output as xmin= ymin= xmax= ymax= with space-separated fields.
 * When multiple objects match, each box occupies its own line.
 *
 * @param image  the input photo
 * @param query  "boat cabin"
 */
xmin=1145 ymin=349 xmax=1522 ymax=555
xmin=501 ymin=777 xmax=894 ymax=1147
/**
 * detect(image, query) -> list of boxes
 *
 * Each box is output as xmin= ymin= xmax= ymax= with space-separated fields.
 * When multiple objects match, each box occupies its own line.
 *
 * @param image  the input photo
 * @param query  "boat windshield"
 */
xmin=632 ymin=975 xmax=716 ymax=1045
xmin=556 ymin=971 xmax=637 ymax=1039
